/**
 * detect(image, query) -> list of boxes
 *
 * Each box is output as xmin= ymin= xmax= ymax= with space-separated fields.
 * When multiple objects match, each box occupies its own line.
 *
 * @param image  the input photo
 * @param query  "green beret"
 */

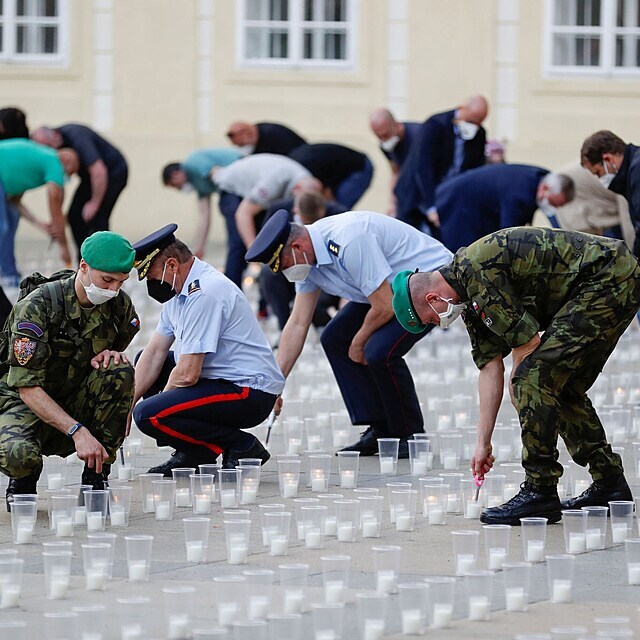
xmin=392 ymin=270 xmax=428 ymax=334
xmin=80 ymin=231 xmax=135 ymax=273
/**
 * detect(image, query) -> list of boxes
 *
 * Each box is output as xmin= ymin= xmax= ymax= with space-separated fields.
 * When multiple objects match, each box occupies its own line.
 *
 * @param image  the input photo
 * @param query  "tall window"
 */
xmin=238 ymin=0 xmax=357 ymax=69
xmin=0 ymin=0 xmax=68 ymax=64
xmin=546 ymin=0 xmax=640 ymax=74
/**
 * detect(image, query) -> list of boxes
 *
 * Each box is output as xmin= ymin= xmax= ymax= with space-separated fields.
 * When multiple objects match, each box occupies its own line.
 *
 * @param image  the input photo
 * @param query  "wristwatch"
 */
xmin=68 ymin=422 xmax=84 ymax=438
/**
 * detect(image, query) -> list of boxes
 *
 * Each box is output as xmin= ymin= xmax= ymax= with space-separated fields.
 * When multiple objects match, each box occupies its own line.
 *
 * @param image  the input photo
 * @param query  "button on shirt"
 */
xmin=156 ymin=258 xmax=285 ymax=395
xmin=295 ymin=211 xmax=453 ymax=303
xmin=214 ymin=154 xmax=310 ymax=207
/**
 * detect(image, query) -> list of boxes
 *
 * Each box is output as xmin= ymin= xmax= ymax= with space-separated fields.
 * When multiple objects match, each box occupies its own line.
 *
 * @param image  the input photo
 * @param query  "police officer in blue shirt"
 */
xmin=246 ymin=210 xmax=453 ymax=457
xmin=128 ymin=224 xmax=285 ymax=473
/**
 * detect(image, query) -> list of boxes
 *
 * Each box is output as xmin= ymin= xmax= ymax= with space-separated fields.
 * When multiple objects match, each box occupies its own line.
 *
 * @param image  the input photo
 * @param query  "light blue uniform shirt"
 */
xmin=182 ymin=148 xmax=242 ymax=198
xmin=295 ymin=211 xmax=453 ymax=303
xmin=156 ymin=258 xmax=285 ymax=395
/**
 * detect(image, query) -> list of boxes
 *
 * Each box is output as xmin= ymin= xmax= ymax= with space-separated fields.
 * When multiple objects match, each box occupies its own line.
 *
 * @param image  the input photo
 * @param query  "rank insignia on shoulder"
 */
xmin=328 ymin=240 xmax=341 ymax=256
xmin=13 ymin=337 xmax=37 ymax=365
xmin=188 ymin=280 xmax=201 ymax=295
xmin=16 ymin=321 xmax=44 ymax=338
xmin=130 ymin=317 xmax=140 ymax=328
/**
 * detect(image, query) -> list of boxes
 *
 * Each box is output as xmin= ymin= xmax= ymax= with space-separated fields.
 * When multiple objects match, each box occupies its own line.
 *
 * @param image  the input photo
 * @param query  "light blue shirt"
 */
xmin=156 ymin=258 xmax=285 ymax=395
xmin=182 ymin=148 xmax=242 ymax=198
xmin=295 ymin=211 xmax=453 ymax=303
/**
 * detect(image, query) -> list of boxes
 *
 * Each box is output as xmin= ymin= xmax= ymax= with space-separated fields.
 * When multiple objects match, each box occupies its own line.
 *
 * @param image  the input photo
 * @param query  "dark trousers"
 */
xmin=218 ymin=192 xmax=246 ymax=289
xmin=320 ymin=302 xmax=430 ymax=437
xmin=132 ymin=353 xmax=277 ymax=457
xmin=334 ymin=158 xmax=374 ymax=209
xmin=68 ymin=171 xmax=128 ymax=257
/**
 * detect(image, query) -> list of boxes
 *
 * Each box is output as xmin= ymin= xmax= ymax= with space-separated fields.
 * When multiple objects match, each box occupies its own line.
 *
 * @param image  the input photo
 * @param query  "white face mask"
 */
xmin=380 ymin=135 xmax=400 ymax=152
xmin=237 ymin=144 xmax=255 ymax=157
xmin=428 ymin=297 xmax=465 ymax=329
xmin=282 ymin=249 xmax=312 ymax=283
xmin=457 ymin=120 xmax=479 ymax=141
xmin=599 ymin=160 xmax=617 ymax=188
xmin=181 ymin=183 xmax=194 ymax=194
xmin=82 ymin=269 xmax=119 ymax=306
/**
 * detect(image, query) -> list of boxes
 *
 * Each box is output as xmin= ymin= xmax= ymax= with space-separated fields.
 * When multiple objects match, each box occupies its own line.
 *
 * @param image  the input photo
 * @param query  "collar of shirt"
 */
xmin=177 ymin=257 xmax=205 ymax=298
xmin=452 ymin=108 xmax=462 ymax=137
xmin=67 ymin=274 xmax=114 ymax=336
xmin=307 ymin=224 xmax=332 ymax=267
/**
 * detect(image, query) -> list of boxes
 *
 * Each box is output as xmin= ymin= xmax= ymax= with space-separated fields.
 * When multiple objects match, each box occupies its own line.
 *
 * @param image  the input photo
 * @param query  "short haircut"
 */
xmin=285 ymin=223 xmax=306 ymax=250
xmin=581 ymin=130 xmax=626 ymax=165
xmin=543 ymin=173 xmax=576 ymax=202
xmin=162 ymin=162 xmax=181 ymax=185
xmin=296 ymin=191 xmax=326 ymax=223
xmin=157 ymin=238 xmax=193 ymax=263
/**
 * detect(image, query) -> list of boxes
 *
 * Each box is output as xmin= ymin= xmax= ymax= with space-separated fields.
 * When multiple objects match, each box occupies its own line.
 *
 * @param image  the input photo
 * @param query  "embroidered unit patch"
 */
xmin=188 ymin=280 xmax=201 ymax=295
xmin=16 ymin=321 xmax=44 ymax=337
xmin=13 ymin=337 xmax=37 ymax=365
xmin=130 ymin=317 xmax=140 ymax=328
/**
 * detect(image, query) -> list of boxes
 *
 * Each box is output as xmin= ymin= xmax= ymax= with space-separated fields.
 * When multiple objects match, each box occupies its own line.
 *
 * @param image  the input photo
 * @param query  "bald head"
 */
xmin=226 ymin=121 xmax=258 ymax=147
xmin=32 ymin=126 xmax=63 ymax=149
xmin=369 ymin=108 xmax=403 ymax=143
xmin=459 ymin=95 xmax=489 ymax=126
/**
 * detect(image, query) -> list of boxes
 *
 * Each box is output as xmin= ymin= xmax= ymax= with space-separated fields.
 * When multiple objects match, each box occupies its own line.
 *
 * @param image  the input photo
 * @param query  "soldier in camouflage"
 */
xmin=0 ymin=231 xmax=139 ymax=508
xmin=392 ymin=227 xmax=640 ymax=525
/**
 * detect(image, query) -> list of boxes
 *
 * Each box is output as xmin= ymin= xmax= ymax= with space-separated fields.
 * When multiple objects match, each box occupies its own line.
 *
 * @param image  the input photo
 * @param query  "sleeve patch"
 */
xmin=188 ymin=280 xmax=201 ymax=295
xmin=130 ymin=317 xmax=140 ymax=328
xmin=13 ymin=337 xmax=37 ymax=365
xmin=16 ymin=321 xmax=44 ymax=337
xmin=328 ymin=240 xmax=341 ymax=256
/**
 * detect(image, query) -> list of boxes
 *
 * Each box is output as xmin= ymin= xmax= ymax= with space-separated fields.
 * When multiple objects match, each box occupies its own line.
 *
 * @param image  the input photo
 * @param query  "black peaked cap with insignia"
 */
xmin=245 ymin=209 xmax=292 ymax=273
xmin=132 ymin=223 xmax=178 ymax=280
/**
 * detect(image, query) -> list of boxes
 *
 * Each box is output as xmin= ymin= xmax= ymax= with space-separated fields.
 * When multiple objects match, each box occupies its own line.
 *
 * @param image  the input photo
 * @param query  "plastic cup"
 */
xmin=191 ymin=473 xmax=215 ymax=514
xmin=483 ymin=524 xmax=511 ymax=570
xmin=334 ymin=499 xmax=360 ymax=542
xmin=377 ymin=438 xmax=399 ymax=475
xmin=391 ymin=490 xmax=417 ymax=532
xmin=372 ymin=545 xmax=401 ymax=594
xmin=0 ymin=558 xmax=24 ymax=609
xmin=309 ymin=454 xmax=332 ymax=492
xmin=321 ymin=554 xmax=350 ymax=604
xmin=278 ymin=459 xmax=301 ymax=499
xmin=83 ymin=489 xmax=109 ymax=531
xmin=87 ymin=532 xmax=116 ymax=579
xmin=219 ymin=469 xmax=242 ymax=509
xmin=356 ymin=592 xmax=387 ymax=640
xmin=259 ymin=503 xmax=286 ymax=546
xmin=81 ymin=543 xmax=111 ymax=591
xmin=461 ymin=478 xmax=482 ymax=519
xmin=0 ymin=621 xmax=26 ymax=640
xmin=546 ymin=554 xmax=575 ymax=603
xmin=609 ymin=500 xmax=635 ymax=544
xmin=72 ymin=604 xmax=107 ymax=640
xmin=125 ymin=534 xmax=153 ymax=582
xmin=465 ymin=570 xmax=493 ymax=621
xmin=503 ymin=562 xmax=532 ymax=612
xmin=44 ymin=612 xmax=79 ymax=640
xmin=50 ymin=494 xmax=77 ymax=536
xmin=293 ymin=498 xmax=319 ymax=540
xmin=562 ymin=509 xmax=588 ymax=554
xmin=438 ymin=432 xmax=463 ymax=470
xmin=118 ymin=596 xmax=151 ymax=639
xmin=398 ymin=582 xmax=428 ymax=634
xmin=331 ymin=412 xmax=351 ymax=448
xmin=284 ymin=418 xmax=304 ymax=454
xmin=183 ymin=517 xmax=210 ymax=563
xmin=163 ymin=585 xmax=196 ymax=640
xmin=593 ymin=616 xmax=632 ymax=636
xmin=424 ymin=576 xmax=455 ymax=629
xmin=264 ymin=511 xmax=291 ymax=556
xmin=45 ymin=456 xmax=67 ymax=490
xmin=408 ymin=439 xmax=432 ymax=476
xmin=116 ymin=440 xmax=136 ymax=482
xmin=139 ymin=473 xmax=163 ymax=513
xmin=624 ymin=538 xmax=640 ymax=584
xmin=214 ymin=575 xmax=246 ymax=627
xmin=483 ymin=474 xmax=507 ymax=508
xmin=172 ymin=467 xmax=196 ymax=508
xmin=358 ymin=495 xmax=384 ymax=538
xmin=305 ymin=417 xmax=326 ymax=452
xmin=266 ymin=613 xmax=302 ymax=640
xmin=243 ymin=569 xmax=274 ymax=621
xmin=311 ymin=603 xmax=344 ymax=640
xmin=318 ymin=493 xmax=343 ymax=537
xmin=10 ymin=501 xmax=36 ymax=544
xmin=337 ymin=451 xmax=360 ymax=489
xmin=521 ymin=517 xmax=548 ymax=562
xmin=109 ymin=485 xmax=132 ymax=527
xmin=420 ymin=482 xmax=448 ymax=525
xmin=225 ymin=519 xmax=251 ymax=564
xmin=452 ymin=530 xmax=480 ymax=576
xmin=439 ymin=472 xmax=464 ymax=513
xmin=279 ymin=563 xmax=309 ymax=614
xmin=42 ymin=550 xmax=72 ymax=599
xmin=152 ymin=479 xmax=177 ymax=520
xmin=581 ymin=505 xmax=608 ymax=550
xmin=239 ymin=464 xmax=260 ymax=505
xmin=386 ymin=482 xmax=412 ymax=524
xmin=301 ymin=505 xmax=328 ymax=549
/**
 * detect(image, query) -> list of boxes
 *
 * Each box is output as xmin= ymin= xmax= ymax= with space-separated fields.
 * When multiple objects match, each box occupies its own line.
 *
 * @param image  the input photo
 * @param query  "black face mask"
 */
xmin=147 ymin=262 xmax=177 ymax=303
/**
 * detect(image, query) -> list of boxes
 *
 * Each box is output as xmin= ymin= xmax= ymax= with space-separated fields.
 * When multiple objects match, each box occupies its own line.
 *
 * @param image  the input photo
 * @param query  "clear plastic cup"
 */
xmin=392 ymin=490 xmax=417 ymax=532
xmin=546 ymin=554 xmax=575 ymax=603
xmin=502 ymin=562 xmax=532 ymax=612
xmin=424 ymin=576 xmax=455 ymax=629
xmin=386 ymin=482 xmax=411 ymax=524
xmin=301 ymin=505 xmax=328 ymax=549
xmin=42 ymin=550 xmax=72 ymax=599
xmin=408 ymin=439 xmax=431 ymax=476
xmin=337 ymin=451 xmax=360 ymax=489
xmin=152 ymin=479 xmax=177 ymax=520
xmin=562 ymin=509 xmax=588 ymax=554
xmin=219 ymin=469 xmax=241 ymax=509
xmin=191 ymin=473 xmax=215 ymax=514
xmin=233 ymin=620 xmax=268 ymax=640
xmin=214 ymin=575 xmax=246 ymax=627
xmin=311 ymin=603 xmax=344 ymax=640
xmin=624 ymin=538 xmax=640 ymax=584
xmin=87 ymin=532 xmax=116 ymax=579
xmin=358 ymin=495 xmax=384 ymax=538
xmin=163 ymin=585 xmax=196 ymax=640
xmin=377 ymin=438 xmax=400 ymax=475
xmin=108 ymin=485 xmax=132 ymax=527
xmin=10 ymin=501 xmax=36 ymax=544
xmin=139 ymin=472 xmax=163 ymax=513
xmin=239 ymin=464 xmax=260 ymax=505
xmin=81 ymin=543 xmax=111 ymax=591
xmin=279 ymin=563 xmax=309 ymax=614
xmin=451 ymin=530 xmax=480 ymax=576
xmin=521 ymin=516 xmax=548 ymax=562
xmin=293 ymin=498 xmax=319 ymax=541
xmin=183 ymin=517 xmax=210 ymax=563
xmin=0 ymin=557 xmax=23 ymax=609
xmin=283 ymin=418 xmax=304 ymax=455
xmin=439 ymin=472 xmax=464 ymax=513
xmin=265 ymin=511 xmax=291 ymax=556
xmin=465 ymin=570 xmax=493 ymax=621
xmin=398 ymin=582 xmax=428 ymax=634
xmin=266 ymin=613 xmax=302 ymax=640
xmin=420 ymin=482 xmax=448 ymax=525
xmin=45 ymin=456 xmax=67 ymax=490
xmin=83 ymin=489 xmax=109 ymax=532
xmin=50 ymin=494 xmax=77 ymax=536
xmin=372 ymin=545 xmax=401 ymax=594
xmin=44 ymin=612 xmax=79 ymax=640
xmin=124 ymin=534 xmax=153 ymax=582
xmin=309 ymin=454 xmax=332 ymax=492
xmin=334 ymin=499 xmax=360 ymax=542
xmin=225 ymin=519 xmax=251 ymax=564
xmin=356 ymin=592 xmax=387 ymax=640
xmin=278 ymin=459 xmax=301 ymax=499
xmin=172 ymin=467 xmax=196 ymax=508
xmin=438 ymin=432 xmax=463 ymax=470
xmin=321 ymin=554 xmax=351 ymax=604
xmin=259 ymin=503 xmax=286 ymax=547
xmin=72 ymin=604 xmax=107 ymax=640
xmin=609 ymin=500 xmax=635 ymax=544
xmin=483 ymin=524 xmax=511 ymax=570
xmin=581 ymin=505 xmax=608 ymax=550
xmin=118 ymin=596 xmax=151 ymax=639
xmin=243 ymin=569 xmax=274 ymax=621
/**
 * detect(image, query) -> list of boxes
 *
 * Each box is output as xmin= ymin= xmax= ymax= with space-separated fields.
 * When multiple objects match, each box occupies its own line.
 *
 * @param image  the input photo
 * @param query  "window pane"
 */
xmin=16 ymin=24 xmax=29 ymax=52
xmin=324 ymin=30 xmax=345 ymax=58
xmin=554 ymin=0 xmax=601 ymax=26
xmin=42 ymin=24 xmax=56 ymax=52
xmin=616 ymin=34 xmax=640 ymax=65
xmin=617 ymin=0 xmax=640 ymax=26
xmin=247 ymin=0 xmax=288 ymax=21
xmin=303 ymin=27 xmax=345 ymax=59
xmin=324 ymin=0 xmax=346 ymax=22
xmin=552 ymin=33 xmax=601 ymax=64
xmin=43 ymin=0 xmax=57 ymax=17
xmin=245 ymin=26 xmax=288 ymax=58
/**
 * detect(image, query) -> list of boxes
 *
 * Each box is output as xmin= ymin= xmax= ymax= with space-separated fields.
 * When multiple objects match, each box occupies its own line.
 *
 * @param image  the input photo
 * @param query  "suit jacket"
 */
xmin=435 ymin=164 xmax=548 ymax=252
xmin=394 ymin=109 xmax=486 ymax=228
xmin=608 ymin=144 xmax=640 ymax=256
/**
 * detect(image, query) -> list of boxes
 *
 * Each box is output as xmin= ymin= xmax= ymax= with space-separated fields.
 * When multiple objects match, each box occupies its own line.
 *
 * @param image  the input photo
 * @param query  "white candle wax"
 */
xmin=15 ymin=522 xmax=34 ymax=544
xmin=325 ymin=580 xmax=345 ymax=604
xmin=86 ymin=512 xmax=104 ymax=531
xmin=446 ymin=495 xmax=460 ymax=513
xmin=340 ymin=470 xmax=356 ymax=488
xmin=465 ymin=501 xmax=482 ymax=519
xmin=218 ymin=602 xmax=239 ymax=626
xmin=552 ymin=579 xmax=572 ymax=603
xmin=283 ymin=589 xmax=305 ymax=614
xmin=155 ymin=501 xmax=172 ymax=521
xmin=431 ymin=603 xmax=453 ymax=628
xmin=305 ymin=529 xmax=322 ymax=548
xmin=437 ymin=415 xmax=452 ymax=431
xmin=568 ymin=532 xmax=586 ymax=554
xmin=627 ymin=562 xmax=640 ymax=585
xmin=282 ymin=481 xmax=298 ymax=498
xmin=376 ymin=570 xmax=397 ymax=594
xmin=428 ymin=505 xmax=445 ymax=525
xmin=248 ymin=595 xmax=270 ymax=620
xmin=287 ymin=439 xmax=301 ymax=454
xmin=526 ymin=540 xmax=545 ymax=562
xmin=194 ymin=496 xmax=211 ymax=514
xmin=145 ymin=495 xmax=155 ymax=513
xmin=85 ymin=567 xmax=106 ymax=591
xmin=228 ymin=543 xmax=248 ymax=564
xmin=468 ymin=595 xmax=490 ymax=620
xmin=270 ymin=535 xmax=288 ymax=556
xmin=241 ymin=486 xmax=258 ymax=505
xmin=186 ymin=540 xmax=205 ymax=562
xmin=333 ymin=431 xmax=349 ymax=447
xmin=488 ymin=547 xmax=507 ymax=570
xmin=396 ymin=514 xmax=414 ymax=531
xmin=443 ymin=454 xmax=458 ymax=470
xmin=118 ymin=465 xmax=132 ymax=481
xmin=362 ymin=518 xmax=379 ymax=537
xmin=379 ymin=457 xmax=395 ymax=474
xmin=363 ymin=619 xmax=384 ymax=640
xmin=74 ymin=507 xmax=86 ymax=525
xmin=401 ymin=609 xmax=422 ymax=635
xmin=110 ymin=509 xmax=126 ymax=527
xmin=586 ymin=529 xmax=603 ymax=550
xmin=505 ymin=586 xmax=526 ymax=611
xmin=48 ymin=576 xmax=69 ymax=599
xmin=175 ymin=488 xmax=191 ymax=507
xmin=311 ymin=475 xmax=326 ymax=492
xmin=425 ymin=452 xmax=434 ymax=468
xmin=612 ymin=522 xmax=628 ymax=543
xmin=315 ymin=630 xmax=337 ymax=640
xmin=56 ymin=517 xmax=73 ymax=538
xmin=220 ymin=490 xmax=237 ymax=509
xmin=121 ymin=624 xmax=142 ymax=640
xmin=128 ymin=560 xmax=148 ymax=582
xmin=308 ymin=435 xmax=323 ymax=451
xmin=412 ymin=460 xmax=428 ymax=476
xmin=48 ymin=474 xmax=63 ymax=490
xmin=324 ymin=516 xmax=338 ymax=537
xmin=168 ymin=615 xmax=190 ymax=640
xmin=337 ymin=522 xmax=354 ymax=542
xmin=0 ymin=585 xmax=20 ymax=609
xmin=456 ymin=554 xmax=475 ymax=576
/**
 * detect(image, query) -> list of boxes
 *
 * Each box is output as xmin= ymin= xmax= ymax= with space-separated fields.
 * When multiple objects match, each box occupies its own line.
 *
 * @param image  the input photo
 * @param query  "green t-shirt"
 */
xmin=0 ymin=139 xmax=64 ymax=196
xmin=182 ymin=148 xmax=241 ymax=198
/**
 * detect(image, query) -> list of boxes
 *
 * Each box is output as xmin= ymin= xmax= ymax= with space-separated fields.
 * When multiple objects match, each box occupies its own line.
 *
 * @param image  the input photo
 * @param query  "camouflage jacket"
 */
xmin=0 ymin=273 xmax=140 ymax=398
xmin=440 ymin=227 xmax=639 ymax=369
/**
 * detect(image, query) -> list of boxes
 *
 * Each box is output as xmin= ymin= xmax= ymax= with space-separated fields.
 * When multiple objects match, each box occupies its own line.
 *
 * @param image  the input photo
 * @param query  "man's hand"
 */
xmin=91 ymin=350 xmax=128 ymax=370
xmin=348 ymin=339 xmax=366 ymax=365
xmin=82 ymin=200 xmax=100 ymax=223
xmin=274 ymin=396 xmax=283 ymax=416
xmin=426 ymin=209 xmax=440 ymax=228
xmin=470 ymin=443 xmax=494 ymax=480
xmin=47 ymin=221 xmax=66 ymax=241
xmin=72 ymin=428 xmax=109 ymax=473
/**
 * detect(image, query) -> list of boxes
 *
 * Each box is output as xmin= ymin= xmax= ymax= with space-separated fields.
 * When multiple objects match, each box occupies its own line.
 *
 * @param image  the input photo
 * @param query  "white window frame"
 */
xmin=236 ymin=0 xmax=358 ymax=71
xmin=544 ymin=0 xmax=640 ymax=77
xmin=0 ymin=0 xmax=69 ymax=66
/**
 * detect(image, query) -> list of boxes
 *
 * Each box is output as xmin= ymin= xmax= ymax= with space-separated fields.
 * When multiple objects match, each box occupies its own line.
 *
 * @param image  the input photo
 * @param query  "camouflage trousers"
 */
xmin=0 ymin=361 xmax=134 ymax=479
xmin=512 ymin=257 xmax=640 ymax=486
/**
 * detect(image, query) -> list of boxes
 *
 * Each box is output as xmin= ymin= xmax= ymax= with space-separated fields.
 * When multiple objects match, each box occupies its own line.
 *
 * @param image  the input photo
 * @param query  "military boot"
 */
xmin=81 ymin=463 xmax=111 ymax=490
xmin=6 ymin=467 xmax=42 ymax=512
xmin=480 ymin=482 xmax=562 ymax=525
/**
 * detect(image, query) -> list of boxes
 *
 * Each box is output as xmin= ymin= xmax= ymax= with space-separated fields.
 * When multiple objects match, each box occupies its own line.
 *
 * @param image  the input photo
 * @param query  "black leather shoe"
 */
xmin=148 ymin=451 xmax=215 ymax=477
xmin=338 ymin=427 xmax=379 ymax=456
xmin=222 ymin=437 xmax=270 ymax=470
xmin=480 ymin=482 xmax=562 ymax=525
xmin=81 ymin=463 xmax=111 ymax=490
xmin=6 ymin=468 xmax=41 ymax=512
xmin=561 ymin=475 xmax=632 ymax=510
xmin=397 ymin=438 xmax=410 ymax=460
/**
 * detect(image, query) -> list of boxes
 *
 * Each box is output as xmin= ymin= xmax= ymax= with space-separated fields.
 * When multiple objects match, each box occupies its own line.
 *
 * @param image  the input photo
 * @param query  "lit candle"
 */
xmin=311 ymin=472 xmax=326 ymax=492
xmin=186 ymin=540 xmax=205 ymax=562
xmin=144 ymin=495 xmax=155 ymax=513
xmin=552 ymin=579 xmax=572 ymax=603
xmin=468 ymin=595 xmax=490 ymax=620
xmin=333 ymin=430 xmax=349 ymax=447
xmin=287 ymin=439 xmax=302 ymax=454
xmin=437 ymin=415 xmax=452 ymax=431
xmin=194 ymin=495 xmax=211 ymax=514
xmin=175 ymin=488 xmax=191 ymax=508
xmin=340 ymin=470 xmax=356 ymax=488
xmin=228 ymin=543 xmax=248 ymax=564
xmin=282 ymin=480 xmax=298 ymax=498
xmin=379 ymin=457 xmax=395 ymax=474
xmin=241 ymin=485 xmax=258 ymax=505
xmin=86 ymin=512 xmax=104 ymax=531
xmin=401 ymin=609 xmax=422 ymax=634
xmin=219 ymin=490 xmax=237 ymax=509
xmin=428 ymin=505 xmax=445 ymax=525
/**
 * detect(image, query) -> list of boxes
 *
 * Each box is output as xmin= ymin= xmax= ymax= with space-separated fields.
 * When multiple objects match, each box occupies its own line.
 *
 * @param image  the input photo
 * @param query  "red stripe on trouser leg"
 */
xmin=148 ymin=386 xmax=251 ymax=456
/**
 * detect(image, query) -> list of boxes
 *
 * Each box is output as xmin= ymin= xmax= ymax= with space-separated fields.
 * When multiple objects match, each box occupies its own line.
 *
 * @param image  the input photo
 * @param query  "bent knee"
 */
xmin=0 ymin=437 xmax=42 ymax=478
xmin=97 ymin=360 xmax=135 ymax=388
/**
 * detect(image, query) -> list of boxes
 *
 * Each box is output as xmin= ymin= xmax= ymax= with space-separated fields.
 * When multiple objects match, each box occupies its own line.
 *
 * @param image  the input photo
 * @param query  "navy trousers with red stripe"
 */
xmin=133 ymin=353 xmax=277 ymax=458
xmin=319 ymin=302 xmax=432 ymax=438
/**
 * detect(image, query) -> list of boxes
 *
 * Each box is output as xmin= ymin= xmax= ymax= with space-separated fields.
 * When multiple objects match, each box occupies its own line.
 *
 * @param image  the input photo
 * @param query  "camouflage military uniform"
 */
xmin=440 ymin=227 xmax=640 ymax=486
xmin=0 ymin=273 xmax=139 ymax=478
